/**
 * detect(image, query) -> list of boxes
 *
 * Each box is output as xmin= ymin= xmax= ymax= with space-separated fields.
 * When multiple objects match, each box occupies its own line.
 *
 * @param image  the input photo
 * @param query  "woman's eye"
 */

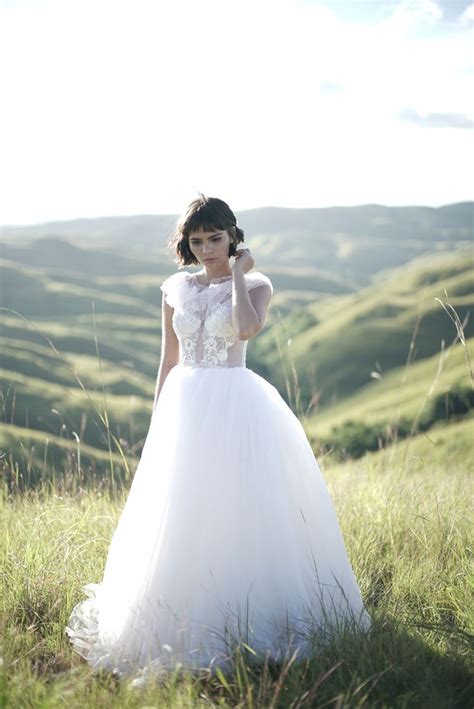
xmin=190 ymin=237 xmax=221 ymax=244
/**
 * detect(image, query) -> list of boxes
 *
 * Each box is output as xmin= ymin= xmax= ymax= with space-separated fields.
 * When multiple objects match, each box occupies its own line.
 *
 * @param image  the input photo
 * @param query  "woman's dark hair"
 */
xmin=167 ymin=193 xmax=245 ymax=267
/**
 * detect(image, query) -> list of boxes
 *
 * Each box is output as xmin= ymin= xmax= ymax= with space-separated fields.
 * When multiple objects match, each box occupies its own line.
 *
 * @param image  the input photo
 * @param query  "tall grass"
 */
xmin=0 ymin=293 xmax=473 ymax=706
xmin=1 ymin=422 xmax=472 ymax=706
xmin=0 ymin=303 xmax=134 ymax=495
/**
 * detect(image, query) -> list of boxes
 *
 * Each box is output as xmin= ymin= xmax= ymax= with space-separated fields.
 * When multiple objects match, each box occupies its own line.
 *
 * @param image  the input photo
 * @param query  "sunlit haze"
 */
xmin=1 ymin=0 xmax=473 ymax=225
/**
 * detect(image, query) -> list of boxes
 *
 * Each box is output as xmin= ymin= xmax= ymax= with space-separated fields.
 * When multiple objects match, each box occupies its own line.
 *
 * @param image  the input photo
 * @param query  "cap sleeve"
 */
xmin=160 ymin=271 xmax=188 ymax=308
xmin=246 ymin=271 xmax=273 ymax=295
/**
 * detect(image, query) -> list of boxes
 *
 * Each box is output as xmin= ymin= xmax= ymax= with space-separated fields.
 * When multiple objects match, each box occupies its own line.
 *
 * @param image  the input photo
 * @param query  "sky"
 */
xmin=0 ymin=0 xmax=473 ymax=226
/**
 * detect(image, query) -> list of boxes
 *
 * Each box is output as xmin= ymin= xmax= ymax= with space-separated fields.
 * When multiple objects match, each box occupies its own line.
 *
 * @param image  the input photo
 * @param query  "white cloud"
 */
xmin=388 ymin=0 xmax=443 ymax=27
xmin=460 ymin=3 xmax=474 ymax=24
xmin=398 ymin=107 xmax=474 ymax=128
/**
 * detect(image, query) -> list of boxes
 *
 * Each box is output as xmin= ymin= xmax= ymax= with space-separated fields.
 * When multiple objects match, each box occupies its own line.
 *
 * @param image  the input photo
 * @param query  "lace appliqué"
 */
xmin=173 ymin=310 xmax=202 ymax=366
xmin=202 ymin=303 xmax=238 ymax=366
xmin=173 ymin=299 xmax=238 ymax=368
xmin=160 ymin=270 xmax=273 ymax=369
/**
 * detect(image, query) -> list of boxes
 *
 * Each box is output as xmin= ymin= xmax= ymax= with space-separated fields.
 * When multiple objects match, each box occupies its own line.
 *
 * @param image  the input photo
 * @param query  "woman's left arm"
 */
xmin=231 ymin=263 xmax=272 ymax=341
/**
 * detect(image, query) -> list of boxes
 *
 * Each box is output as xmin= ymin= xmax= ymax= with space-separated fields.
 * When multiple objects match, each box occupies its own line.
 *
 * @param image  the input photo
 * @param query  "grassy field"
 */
xmin=1 ymin=418 xmax=472 ymax=707
xmin=1 ymin=229 xmax=472 ymax=705
xmin=267 ymin=250 xmax=474 ymax=409
xmin=306 ymin=337 xmax=473 ymax=439
xmin=1 ymin=248 xmax=472 ymax=483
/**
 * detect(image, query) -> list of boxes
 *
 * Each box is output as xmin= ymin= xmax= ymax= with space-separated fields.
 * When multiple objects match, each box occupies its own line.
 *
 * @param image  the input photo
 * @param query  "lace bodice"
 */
xmin=160 ymin=270 xmax=273 ymax=368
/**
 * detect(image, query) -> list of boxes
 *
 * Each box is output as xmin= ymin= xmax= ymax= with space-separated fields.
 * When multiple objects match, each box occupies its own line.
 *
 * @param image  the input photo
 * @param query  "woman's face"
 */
xmin=188 ymin=227 xmax=232 ymax=266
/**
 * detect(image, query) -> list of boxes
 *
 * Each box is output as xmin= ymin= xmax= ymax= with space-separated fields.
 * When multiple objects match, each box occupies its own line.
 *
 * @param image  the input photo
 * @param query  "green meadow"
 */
xmin=1 ymin=242 xmax=473 ymax=485
xmin=1 ymin=205 xmax=473 ymax=705
xmin=1 ymin=417 xmax=472 ymax=707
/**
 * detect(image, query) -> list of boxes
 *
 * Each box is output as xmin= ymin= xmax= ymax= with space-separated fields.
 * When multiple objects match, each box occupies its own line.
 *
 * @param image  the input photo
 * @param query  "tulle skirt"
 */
xmin=65 ymin=363 xmax=371 ymax=682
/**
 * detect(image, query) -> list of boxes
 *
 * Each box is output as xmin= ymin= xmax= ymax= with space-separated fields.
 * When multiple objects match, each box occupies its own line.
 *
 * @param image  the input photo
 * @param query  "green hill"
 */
xmin=264 ymin=249 xmax=473 ymax=410
xmin=2 ymin=202 xmax=472 ymax=284
xmin=0 ymin=259 xmax=160 ymax=319
xmin=307 ymin=337 xmax=473 ymax=437
xmin=1 ymin=214 xmax=472 ymax=478
xmin=0 ymin=421 xmax=135 ymax=490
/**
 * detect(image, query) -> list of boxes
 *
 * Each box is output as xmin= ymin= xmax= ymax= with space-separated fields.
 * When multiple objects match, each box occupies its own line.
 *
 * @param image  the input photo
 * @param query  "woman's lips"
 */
xmin=204 ymin=258 xmax=216 ymax=261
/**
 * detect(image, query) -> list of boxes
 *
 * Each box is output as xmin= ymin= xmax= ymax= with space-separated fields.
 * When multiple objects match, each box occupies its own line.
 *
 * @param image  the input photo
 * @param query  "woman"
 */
xmin=66 ymin=193 xmax=371 ymax=684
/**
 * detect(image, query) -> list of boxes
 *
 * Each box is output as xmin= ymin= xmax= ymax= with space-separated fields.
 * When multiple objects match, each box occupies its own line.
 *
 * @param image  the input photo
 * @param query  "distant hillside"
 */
xmin=1 ymin=247 xmax=472 ymax=444
xmin=0 ymin=240 xmax=351 ymax=312
xmin=306 ymin=337 xmax=473 ymax=439
xmin=1 ymin=205 xmax=472 ymax=481
xmin=260 ymin=249 xmax=473 ymax=409
xmin=1 ymin=202 xmax=472 ymax=284
xmin=0 ymin=238 xmax=162 ymax=277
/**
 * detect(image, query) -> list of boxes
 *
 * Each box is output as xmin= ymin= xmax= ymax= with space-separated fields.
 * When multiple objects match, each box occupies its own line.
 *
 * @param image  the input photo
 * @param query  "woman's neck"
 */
xmin=197 ymin=264 xmax=233 ymax=284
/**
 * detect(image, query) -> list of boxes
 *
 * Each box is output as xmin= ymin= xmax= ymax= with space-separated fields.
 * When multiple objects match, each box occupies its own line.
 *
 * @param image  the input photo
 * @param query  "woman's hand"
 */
xmin=231 ymin=247 xmax=255 ymax=275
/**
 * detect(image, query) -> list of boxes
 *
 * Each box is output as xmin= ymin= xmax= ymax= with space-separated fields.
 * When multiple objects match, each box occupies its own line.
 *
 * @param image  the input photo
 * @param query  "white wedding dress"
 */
xmin=66 ymin=270 xmax=371 ymax=682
